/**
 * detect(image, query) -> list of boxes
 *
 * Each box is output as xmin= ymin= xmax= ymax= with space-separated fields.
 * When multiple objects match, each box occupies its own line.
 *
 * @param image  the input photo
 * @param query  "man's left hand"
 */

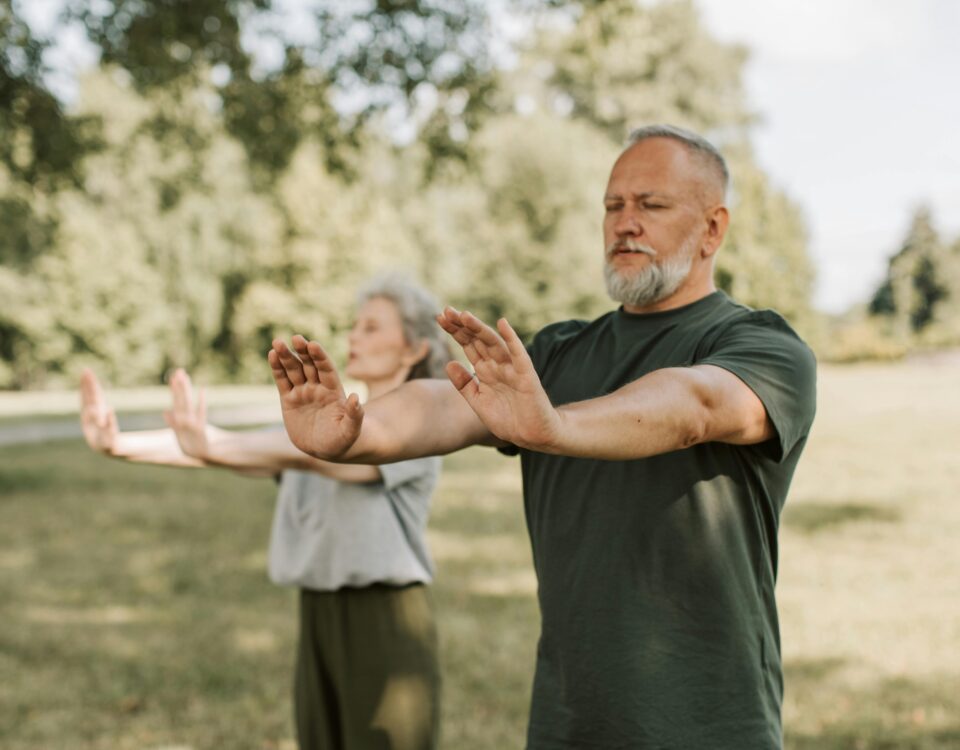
xmin=437 ymin=308 xmax=563 ymax=452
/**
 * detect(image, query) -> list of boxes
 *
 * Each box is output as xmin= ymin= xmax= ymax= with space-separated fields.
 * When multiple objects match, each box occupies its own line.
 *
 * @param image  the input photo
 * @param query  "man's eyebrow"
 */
xmin=603 ymin=191 xmax=672 ymax=202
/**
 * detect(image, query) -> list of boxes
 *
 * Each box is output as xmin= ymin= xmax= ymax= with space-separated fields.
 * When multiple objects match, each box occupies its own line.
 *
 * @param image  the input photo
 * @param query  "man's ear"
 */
xmin=702 ymin=205 xmax=730 ymax=258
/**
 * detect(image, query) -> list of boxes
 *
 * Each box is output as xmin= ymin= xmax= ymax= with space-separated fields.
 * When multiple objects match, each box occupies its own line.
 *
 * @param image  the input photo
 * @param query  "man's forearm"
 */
xmin=545 ymin=366 xmax=771 ymax=460
xmin=338 ymin=379 xmax=496 ymax=463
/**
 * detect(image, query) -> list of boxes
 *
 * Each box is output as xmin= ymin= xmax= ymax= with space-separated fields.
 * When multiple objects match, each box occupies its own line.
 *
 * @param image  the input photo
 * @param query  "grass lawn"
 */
xmin=1 ymin=361 xmax=959 ymax=749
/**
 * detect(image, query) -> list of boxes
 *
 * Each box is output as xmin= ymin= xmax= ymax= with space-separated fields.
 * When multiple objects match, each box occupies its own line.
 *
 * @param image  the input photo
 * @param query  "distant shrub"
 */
xmin=820 ymin=319 xmax=909 ymax=364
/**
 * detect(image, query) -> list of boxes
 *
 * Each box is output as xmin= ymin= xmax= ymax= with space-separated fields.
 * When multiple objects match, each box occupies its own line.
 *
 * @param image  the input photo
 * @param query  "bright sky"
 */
xmin=695 ymin=0 xmax=960 ymax=312
xmin=20 ymin=0 xmax=960 ymax=313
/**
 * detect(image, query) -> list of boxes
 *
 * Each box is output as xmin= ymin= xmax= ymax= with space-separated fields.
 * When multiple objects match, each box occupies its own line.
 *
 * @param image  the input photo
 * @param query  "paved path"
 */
xmin=0 ymin=405 xmax=281 ymax=447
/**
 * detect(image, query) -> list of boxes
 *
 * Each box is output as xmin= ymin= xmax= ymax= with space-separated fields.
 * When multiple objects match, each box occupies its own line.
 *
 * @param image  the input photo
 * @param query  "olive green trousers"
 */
xmin=295 ymin=584 xmax=440 ymax=750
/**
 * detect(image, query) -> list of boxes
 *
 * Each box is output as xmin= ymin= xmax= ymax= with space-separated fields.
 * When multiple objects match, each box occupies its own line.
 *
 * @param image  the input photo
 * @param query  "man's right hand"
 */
xmin=268 ymin=335 xmax=364 ymax=459
xmin=79 ymin=368 xmax=118 ymax=454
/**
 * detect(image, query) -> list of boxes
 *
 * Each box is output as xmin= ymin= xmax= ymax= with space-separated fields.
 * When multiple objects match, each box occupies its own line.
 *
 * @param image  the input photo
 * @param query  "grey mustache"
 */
xmin=605 ymin=240 xmax=657 ymax=258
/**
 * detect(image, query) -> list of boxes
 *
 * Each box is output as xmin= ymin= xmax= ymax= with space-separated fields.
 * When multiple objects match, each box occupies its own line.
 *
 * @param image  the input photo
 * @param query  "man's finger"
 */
xmin=268 ymin=348 xmax=294 ymax=395
xmin=497 ymin=318 xmax=533 ymax=371
xmin=446 ymin=361 xmax=480 ymax=399
xmin=197 ymin=387 xmax=207 ymax=423
xmin=437 ymin=307 xmax=483 ymax=347
xmin=273 ymin=339 xmax=307 ymax=386
xmin=305 ymin=341 xmax=344 ymax=394
xmin=292 ymin=335 xmax=320 ymax=384
xmin=437 ymin=308 xmax=490 ymax=368
xmin=344 ymin=392 xmax=365 ymax=422
xmin=461 ymin=310 xmax=501 ymax=345
xmin=438 ymin=314 xmax=475 ymax=348
xmin=461 ymin=311 xmax=512 ymax=365
xmin=436 ymin=310 xmax=459 ymax=335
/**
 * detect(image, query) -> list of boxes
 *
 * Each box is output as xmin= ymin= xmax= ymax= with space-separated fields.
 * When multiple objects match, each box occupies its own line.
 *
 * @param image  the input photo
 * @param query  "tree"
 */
xmin=384 ymin=112 xmax=617 ymax=340
xmin=718 ymin=146 xmax=815 ymax=327
xmin=0 ymin=69 xmax=285 ymax=388
xmin=1 ymin=0 xmax=827 ymax=387
xmin=64 ymin=0 xmax=504 ymax=177
xmin=1 ymin=0 xmax=99 ymax=189
xmin=539 ymin=0 xmax=753 ymax=141
xmin=869 ymin=206 xmax=950 ymax=337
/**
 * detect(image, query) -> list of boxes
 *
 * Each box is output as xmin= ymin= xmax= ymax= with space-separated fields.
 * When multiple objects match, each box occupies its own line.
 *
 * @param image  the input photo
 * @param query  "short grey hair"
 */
xmin=356 ymin=274 xmax=452 ymax=380
xmin=626 ymin=124 xmax=729 ymax=198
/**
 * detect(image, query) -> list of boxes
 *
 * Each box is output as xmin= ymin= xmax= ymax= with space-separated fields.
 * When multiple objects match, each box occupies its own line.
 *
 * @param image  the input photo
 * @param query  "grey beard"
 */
xmin=603 ymin=236 xmax=697 ymax=308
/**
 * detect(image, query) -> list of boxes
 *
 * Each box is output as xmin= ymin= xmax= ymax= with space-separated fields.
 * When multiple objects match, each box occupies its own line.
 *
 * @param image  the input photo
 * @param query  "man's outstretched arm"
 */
xmin=268 ymin=335 xmax=498 ymax=463
xmin=436 ymin=307 xmax=774 ymax=460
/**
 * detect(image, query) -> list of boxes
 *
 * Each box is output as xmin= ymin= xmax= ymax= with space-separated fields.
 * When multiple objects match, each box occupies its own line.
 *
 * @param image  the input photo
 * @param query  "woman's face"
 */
xmin=344 ymin=297 xmax=420 ymax=386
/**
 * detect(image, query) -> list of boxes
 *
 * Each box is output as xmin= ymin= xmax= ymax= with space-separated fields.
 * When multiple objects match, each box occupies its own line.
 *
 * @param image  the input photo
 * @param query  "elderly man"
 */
xmin=269 ymin=124 xmax=816 ymax=749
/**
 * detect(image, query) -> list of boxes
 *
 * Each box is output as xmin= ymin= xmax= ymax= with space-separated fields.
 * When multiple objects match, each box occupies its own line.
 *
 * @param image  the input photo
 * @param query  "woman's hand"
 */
xmin=79 ymin=368 xmax=119 ymax=454
xmin=163 ymin=369 xmax=211 ymax=460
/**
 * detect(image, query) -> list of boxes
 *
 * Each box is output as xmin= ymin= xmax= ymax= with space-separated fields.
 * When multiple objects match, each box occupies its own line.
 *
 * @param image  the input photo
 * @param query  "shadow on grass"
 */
xmin=785 ymin=656 xmax=960 ymax=750
xmin=0 ymin=468 xmax=51 ymax=494
xmin=782 ymin=501 xmax=901 ymax=534
xmin=786 ymin=655 xmax=848 ymax=684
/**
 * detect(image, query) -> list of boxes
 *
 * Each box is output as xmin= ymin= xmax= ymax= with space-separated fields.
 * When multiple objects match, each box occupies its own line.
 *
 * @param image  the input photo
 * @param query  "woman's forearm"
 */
xmin=110 ymin=429 xmax=206 ymax=467
xmin=201 ymin=428 xmax=381 ymax=483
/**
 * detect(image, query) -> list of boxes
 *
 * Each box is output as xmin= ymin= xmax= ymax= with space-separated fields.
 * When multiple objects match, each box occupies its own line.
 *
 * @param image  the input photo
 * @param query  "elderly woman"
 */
xmin=81 ymin=276 xmax=451 ymax=750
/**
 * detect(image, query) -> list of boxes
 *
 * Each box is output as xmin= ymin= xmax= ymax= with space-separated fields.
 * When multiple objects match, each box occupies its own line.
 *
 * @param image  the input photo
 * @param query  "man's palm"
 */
xmin=438 ymin=310 xmax=561 ymax=451
xmin=269 ymin=336 xmax=364 ymax=459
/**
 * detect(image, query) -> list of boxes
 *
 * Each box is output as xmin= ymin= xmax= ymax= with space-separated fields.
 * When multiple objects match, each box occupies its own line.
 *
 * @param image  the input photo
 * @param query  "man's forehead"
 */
xmin=606 ymin=138 xmax=722 ymax=200
xmin=610 ymin=139 xmax=693 ymax=176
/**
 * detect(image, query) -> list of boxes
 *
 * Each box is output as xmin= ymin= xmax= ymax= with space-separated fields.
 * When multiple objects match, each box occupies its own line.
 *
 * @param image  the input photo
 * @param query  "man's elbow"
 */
xmin=689 ymin=368 xmax=771 ymax=446
xmin=679 ymin=403 xmax=712 ymax=449
xmin=705 ymin=403 xmax=773 ymax=446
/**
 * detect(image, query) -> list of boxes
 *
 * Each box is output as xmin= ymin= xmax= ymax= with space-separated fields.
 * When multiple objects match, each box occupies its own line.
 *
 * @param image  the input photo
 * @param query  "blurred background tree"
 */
xmin=867 ymin=207 xmax=959 ymax=345
xmin=8 ymin=0 xmax=950 ymax=388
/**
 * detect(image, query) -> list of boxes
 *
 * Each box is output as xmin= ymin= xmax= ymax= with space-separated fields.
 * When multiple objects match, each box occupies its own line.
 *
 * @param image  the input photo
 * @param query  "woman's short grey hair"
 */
xmin=626 ymin=124 xmax=729 ymax=198
xmin=356 ymin=274 xmax=453 ymax=381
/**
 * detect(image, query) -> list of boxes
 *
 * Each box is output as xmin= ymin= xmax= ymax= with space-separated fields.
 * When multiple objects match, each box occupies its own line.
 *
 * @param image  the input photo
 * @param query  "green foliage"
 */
xmin=64 ymin=0 xmax=504 ymax=177
xmin=719 ymin=146 xmax=816 ymax=327
xmin=818 ymin=314 xmax=910 ymax=364
xmin=69 ymin=0 xmax=265 ymax=90
xmin=1 ymin=0 xmax=100 ymax=189
xmin=0 ymin=0 xmax=827 ymax=387
xmin=314 ymin=0 xmax=500 ymax=168
xmin=868 ymin=206 xmax=960 ymax=347
xmin=542 ymin=0 xmax=753 ymax=141
xmin=419 ymin=112 xmax=618 ymax=339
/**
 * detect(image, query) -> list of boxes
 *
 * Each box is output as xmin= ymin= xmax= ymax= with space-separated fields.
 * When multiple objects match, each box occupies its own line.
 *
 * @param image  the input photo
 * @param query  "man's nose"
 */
xmin=615 ymin=208 xmax=642 ymax=237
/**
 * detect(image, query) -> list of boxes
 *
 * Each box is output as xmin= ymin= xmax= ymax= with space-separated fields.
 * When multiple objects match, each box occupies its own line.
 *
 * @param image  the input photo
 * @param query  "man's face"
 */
xmin=602 ymin=138 xmax=712 ymax=308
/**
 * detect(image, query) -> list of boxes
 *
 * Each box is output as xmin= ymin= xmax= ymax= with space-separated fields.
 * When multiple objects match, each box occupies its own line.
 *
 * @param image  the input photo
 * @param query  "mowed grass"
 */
xmin=1 ymin=361 xmax=959 ymax=749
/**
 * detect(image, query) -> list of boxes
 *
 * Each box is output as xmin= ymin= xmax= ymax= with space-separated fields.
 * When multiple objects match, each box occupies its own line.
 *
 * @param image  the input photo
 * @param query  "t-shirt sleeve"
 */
xmin=378 ymin=455 xmax=442 ymax=491
xmin=697 ymin=310 xmax=817 ymax=462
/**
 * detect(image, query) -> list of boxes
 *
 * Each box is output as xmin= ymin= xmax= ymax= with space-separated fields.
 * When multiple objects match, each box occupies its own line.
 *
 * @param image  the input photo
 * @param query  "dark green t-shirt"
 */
xmin=515 ymin=291 xmax=817 ymax=750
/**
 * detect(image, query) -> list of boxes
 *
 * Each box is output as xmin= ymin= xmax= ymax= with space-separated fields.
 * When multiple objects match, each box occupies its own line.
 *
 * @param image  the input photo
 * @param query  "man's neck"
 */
xmin=622 ymin=280 xmax=717 ymax=315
